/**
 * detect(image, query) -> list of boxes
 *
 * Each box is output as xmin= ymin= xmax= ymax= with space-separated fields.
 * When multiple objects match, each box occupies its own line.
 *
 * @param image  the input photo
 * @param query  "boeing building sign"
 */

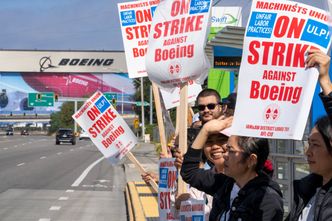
xmin=0 ymin=50 xmax=127 ymax=73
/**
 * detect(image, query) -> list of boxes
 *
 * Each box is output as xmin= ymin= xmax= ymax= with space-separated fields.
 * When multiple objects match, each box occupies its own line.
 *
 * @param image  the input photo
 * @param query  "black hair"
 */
xmin=222 ymin=92 xmax=237 ymax=109
xmin=196 ymin=88 xmax=221 ymax=104
xmin=314 ymin=115 xmax=332 ymax=155
xmin=237 ymin=136 xmax=270 ymax=173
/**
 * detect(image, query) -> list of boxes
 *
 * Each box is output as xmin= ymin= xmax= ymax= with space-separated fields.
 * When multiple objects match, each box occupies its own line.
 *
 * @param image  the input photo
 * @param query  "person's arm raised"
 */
xmin=191 ymin=116 xmax=233 ymax=150
xmin=306 ymin=49 xmax=332 ymax=95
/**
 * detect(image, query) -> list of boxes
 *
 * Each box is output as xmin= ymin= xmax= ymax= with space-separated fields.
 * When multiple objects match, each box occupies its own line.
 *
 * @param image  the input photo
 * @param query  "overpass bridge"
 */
xmin=0 ymin=114 xmax=51 ymax=123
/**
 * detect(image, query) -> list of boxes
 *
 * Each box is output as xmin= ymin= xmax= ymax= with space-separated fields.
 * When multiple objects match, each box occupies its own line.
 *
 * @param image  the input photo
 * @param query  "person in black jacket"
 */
xmin=181 ymin=116 xmax=283 ymax=221
xmin=286 ymin=116 xmax=332 ymax=221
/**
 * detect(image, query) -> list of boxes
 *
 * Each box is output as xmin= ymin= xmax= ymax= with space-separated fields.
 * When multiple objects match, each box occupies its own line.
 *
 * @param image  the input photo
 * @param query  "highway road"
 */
xmin=0 ymin=135 xmax=158 ymax=221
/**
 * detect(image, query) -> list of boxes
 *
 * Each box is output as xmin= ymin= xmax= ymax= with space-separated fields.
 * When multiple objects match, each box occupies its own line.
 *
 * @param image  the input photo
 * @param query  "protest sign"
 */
xmin=160 ymin=80 xmax=202 ymax=110
xmin=159 ymin=158 xmax=179 ymax=221
xmin=232 ymin=0 xmax=332 ymax=140
xmin=179 ymin=199 xmax=206 ymax=221
xmin=146 ymin=0 xmax=212 ymax=89
xmin=72 ymin=91 xmax=137 ymax=164
xmin=118 ymin=0 xmax=160 ymax=78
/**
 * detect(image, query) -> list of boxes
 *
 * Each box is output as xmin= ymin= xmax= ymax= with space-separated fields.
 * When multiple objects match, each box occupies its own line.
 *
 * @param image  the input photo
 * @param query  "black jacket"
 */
xmin=319 ymin=92 xmax=332 ymax=122
xmin=181 ymin=147 xmax=284 ymax=221
xmin=286 ymin=174 xmax=332 ymax=221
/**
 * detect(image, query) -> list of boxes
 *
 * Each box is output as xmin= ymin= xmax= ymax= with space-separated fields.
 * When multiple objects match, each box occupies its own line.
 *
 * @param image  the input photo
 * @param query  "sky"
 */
xmin=0 ymin=0 xmax=329 ymax=51
xmin=0 ymin=0 xmax=132 ymax=51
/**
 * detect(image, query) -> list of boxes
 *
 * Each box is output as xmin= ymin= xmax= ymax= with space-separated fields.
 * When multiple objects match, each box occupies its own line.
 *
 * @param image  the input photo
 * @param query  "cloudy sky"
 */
xmin=0 ymin=0 xmax=132 ymax=51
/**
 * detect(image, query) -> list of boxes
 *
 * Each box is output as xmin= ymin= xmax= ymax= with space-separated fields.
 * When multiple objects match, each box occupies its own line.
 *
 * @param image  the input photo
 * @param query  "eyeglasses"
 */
xmin=225 ymin=145 xmax=244 ymax=155
xmin=197 ymin=103 xmax=219 ymax=111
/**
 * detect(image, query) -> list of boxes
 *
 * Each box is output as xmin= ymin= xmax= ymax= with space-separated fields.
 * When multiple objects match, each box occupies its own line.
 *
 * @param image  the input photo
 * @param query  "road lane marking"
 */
xmin=49 ymin=206 xmax=61 ymax=211
xmin=17 ymin=163 xmax=25 ymax=167
xmin=58 ymin=197 xmax=68 ymax=201
xmin=66 ymin=189 xmax=74 ymax=192
xmin=38 ymin=218 xmax=51 ymax=221
xmin=71 ymin=156 xmax=104 ymax=187
xmin=57 ymin=152 xmax=62 ymax=155
xmin=40 ymin=156 xmax=47 ymax=159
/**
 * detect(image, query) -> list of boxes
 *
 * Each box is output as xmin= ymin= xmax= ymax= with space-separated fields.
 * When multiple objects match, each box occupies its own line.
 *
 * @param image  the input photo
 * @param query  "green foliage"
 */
xmin=49 ymin=101 xmax=82 ymax=134
xmin=133 ymin=78 xmax=155 ymax=124
xmin=145 ymin=124 xmax=156 ymax=140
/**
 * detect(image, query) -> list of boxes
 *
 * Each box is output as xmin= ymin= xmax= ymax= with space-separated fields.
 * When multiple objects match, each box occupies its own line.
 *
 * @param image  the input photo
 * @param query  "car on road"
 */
xmin=6 ymin=128 xmax=14 ymax=136
xmin=21 ymin=129 xmax=29 ymax=136
xmin=79 ymin=130 xmax=90 ymax=140
xmin=56 ymin=128 xmax=76 ymax=145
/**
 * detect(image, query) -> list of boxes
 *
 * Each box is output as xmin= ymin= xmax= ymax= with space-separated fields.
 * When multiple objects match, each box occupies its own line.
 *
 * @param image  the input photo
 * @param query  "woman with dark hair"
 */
xmin=286 ymin=115 xmax=332 ymax=220
xmin=181 ymin=117 xmax=284 ymax=221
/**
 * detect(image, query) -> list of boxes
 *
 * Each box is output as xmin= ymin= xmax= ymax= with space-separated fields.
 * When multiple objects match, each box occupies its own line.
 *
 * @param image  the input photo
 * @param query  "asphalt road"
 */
xmin=0 ymin=134 xmax=158 ymax=221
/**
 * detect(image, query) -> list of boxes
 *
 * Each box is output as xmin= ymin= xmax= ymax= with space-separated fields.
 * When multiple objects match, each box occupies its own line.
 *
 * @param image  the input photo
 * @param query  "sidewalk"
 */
xmin=124 ymin=141 xmax=159 ymax=183
xmin=124 ymin=142 xmax=160 ymax=221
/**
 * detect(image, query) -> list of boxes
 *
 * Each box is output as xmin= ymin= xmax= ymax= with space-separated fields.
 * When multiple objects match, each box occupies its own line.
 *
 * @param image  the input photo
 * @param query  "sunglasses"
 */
xmin=196 ymin=103 xmax=219 ymax=111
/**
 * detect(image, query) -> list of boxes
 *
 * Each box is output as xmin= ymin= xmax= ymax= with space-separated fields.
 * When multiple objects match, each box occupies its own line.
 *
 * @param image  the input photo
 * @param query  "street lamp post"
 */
xmin=140 ymin=77 xmax=145 ymax=140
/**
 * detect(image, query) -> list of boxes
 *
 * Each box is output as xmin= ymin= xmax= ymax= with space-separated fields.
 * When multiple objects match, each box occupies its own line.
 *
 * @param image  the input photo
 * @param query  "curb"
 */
xmin=125 ymin=181 xmax=159 ymax=221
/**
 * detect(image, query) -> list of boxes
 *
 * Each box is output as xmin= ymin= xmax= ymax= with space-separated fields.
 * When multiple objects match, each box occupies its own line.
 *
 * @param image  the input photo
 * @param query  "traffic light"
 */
xmin=54 ymin=94 xmax=59 ymax=102
xmin=36 ymin=93 xmax=42 ymax=99
xmin=112 ymin=98 xmax=116 ymax=106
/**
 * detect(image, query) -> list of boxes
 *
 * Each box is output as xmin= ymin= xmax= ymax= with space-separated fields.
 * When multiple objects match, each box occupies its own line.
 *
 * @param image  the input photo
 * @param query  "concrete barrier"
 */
xmin=125 ymin=181 xmax=159 ymax=221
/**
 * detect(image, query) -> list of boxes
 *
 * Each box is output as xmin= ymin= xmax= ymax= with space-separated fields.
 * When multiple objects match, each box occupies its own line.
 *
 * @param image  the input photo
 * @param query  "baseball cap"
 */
xmin=222 ymin=93 xmax=237 ymax=109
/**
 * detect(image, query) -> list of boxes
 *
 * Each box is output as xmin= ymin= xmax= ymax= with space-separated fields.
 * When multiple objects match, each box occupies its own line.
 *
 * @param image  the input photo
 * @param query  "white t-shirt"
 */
xmin=219 ymin=183 xmax=240 ymax=221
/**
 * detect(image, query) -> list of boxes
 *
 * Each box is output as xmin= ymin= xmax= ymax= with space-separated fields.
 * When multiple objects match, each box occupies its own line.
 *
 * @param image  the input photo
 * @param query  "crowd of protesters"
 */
xmin=140 ymin=49 xmax=332 ymax=221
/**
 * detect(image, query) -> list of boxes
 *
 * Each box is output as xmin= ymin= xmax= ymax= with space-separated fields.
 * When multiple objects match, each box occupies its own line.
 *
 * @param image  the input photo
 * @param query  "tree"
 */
xmin=132 ymin=78 xmax=154 ymax=124
xmin=49 ymin=101 xmax=83 ymax=134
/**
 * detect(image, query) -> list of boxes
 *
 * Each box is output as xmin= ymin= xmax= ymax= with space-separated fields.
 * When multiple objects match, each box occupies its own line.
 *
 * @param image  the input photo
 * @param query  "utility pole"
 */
xmin=150 ymin=85 xmax=153 ymax=125
xmin=140 ymin=77 xmax=145 ymax=140
xmin=74 ymin=100 xmax=77 ymax=134
xmin=121 ymin=89 xmax=124 ymax=114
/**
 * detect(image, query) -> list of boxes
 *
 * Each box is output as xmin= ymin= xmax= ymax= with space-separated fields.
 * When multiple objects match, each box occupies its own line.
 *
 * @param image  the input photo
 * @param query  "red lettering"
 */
xmin=247 ymin=41 xmax=309 ymax=67
xmin=87 ymin=106 xmax=100 ymax=121
xmin=274 ymin=16 xmax=305 ymax=39
xmin=153 ymin=15 xmax=203 ymax=39
xmin=102 ymin=140 xmax=109 ymax=148
xmin=261 ymin=41 xmax=273 ymax=65
xmin=248 ymin=41 xmax=260 ymax=64
xmin=250 ymin=80 xmax=303 ymax=103
xmin=125 ymin=25 xmax=150 ymax=40
xmin=171 ymin=0 xmax=189 ymax=17
xmin=272 ymin=42 xmax=286 ymax=66
xmin=274 ymin=16 xmax=289 ymax=38
xmin=287 ymin=18 xmax=305 ymax=38
xmin=159 ymin=192 xmax=171 ymax=209
xmin=154 ymin=44 xmax=194 ymax=62
xmin=136 ymin=9 xmax=152 ymax=23
xmin=89 ymin=127 xmax=97 ymax=138
xmin=167 ymin=171 xmax=177 ymax=189
xmin=293 ymin=44 xmax=309 ymax=67
xmin=153 ymin=23 xmax=163 ymax=39
xmin=133 ymin=48 xmax=147 ymax=57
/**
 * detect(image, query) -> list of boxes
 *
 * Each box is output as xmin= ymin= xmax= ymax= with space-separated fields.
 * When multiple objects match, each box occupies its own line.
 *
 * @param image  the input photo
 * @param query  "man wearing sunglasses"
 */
xmin=195 ymin=89 xmax=223 ymax=125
